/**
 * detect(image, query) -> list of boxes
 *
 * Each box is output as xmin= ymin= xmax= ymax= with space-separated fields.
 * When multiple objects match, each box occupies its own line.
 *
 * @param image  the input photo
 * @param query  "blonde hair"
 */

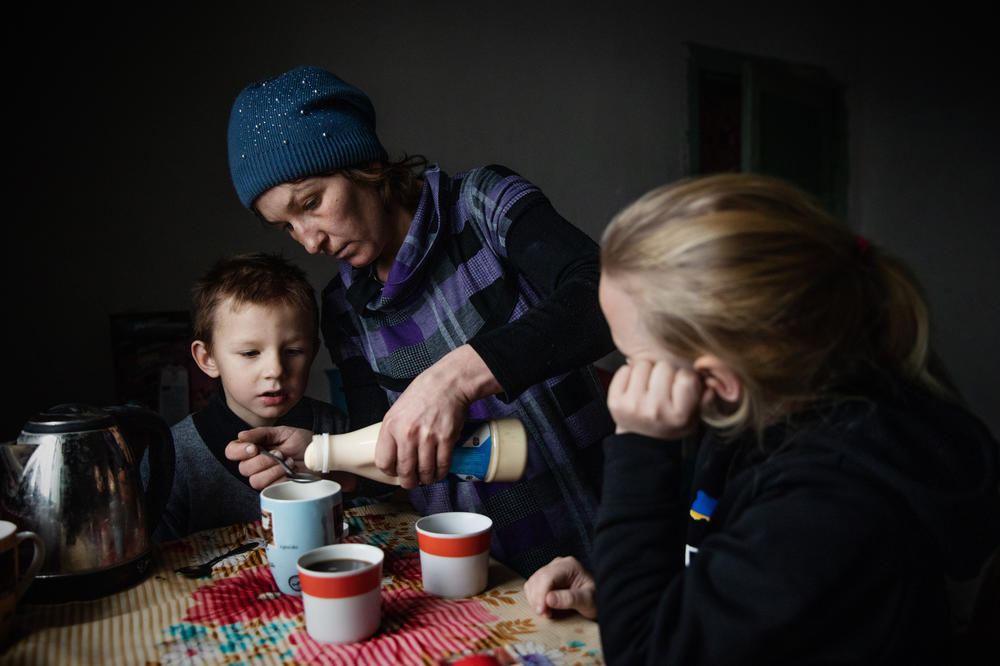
xmin=601 ymin=173 xmax=953 ymax=436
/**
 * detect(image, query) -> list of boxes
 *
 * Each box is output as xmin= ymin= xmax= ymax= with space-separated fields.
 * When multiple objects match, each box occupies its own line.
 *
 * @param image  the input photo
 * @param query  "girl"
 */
xmin=527 ymin=173 xmax=999 ymax=663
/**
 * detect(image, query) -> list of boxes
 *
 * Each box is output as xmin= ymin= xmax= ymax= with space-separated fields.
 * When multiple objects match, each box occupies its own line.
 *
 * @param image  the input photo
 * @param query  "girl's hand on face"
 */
xmin=606 ymin=359 xmax=703 ymax=440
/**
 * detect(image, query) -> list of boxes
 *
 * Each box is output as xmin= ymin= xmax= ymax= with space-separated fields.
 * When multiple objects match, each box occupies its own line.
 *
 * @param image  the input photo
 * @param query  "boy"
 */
xmin=151 ymin=251 xmax=348 ymax=542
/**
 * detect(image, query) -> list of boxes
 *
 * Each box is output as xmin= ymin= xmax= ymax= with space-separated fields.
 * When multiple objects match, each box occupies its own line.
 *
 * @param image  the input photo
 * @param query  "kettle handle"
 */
xmin=108 ymin=404 xmax=176 ymax=535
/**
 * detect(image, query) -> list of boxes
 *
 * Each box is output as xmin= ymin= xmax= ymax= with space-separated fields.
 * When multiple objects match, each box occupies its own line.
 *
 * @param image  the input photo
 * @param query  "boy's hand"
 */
xmin=523 ymin=556 xmax=597 ymax=619
xmin=606 ymin=359 xmax=702 ymax=440
xmin=225 ymin=425 xmax=313 ymax=490
xmin=227 ymin=426 xmax=360 ymax=491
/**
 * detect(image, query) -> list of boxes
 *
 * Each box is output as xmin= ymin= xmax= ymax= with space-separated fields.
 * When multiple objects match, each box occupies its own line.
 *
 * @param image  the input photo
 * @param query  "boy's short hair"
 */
xmin=191 ymin=251 xmax=318 ymax=347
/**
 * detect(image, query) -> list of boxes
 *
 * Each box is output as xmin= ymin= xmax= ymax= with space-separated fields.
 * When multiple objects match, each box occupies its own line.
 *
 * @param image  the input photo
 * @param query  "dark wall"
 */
xmin=7 ymin=2 xmax=997 ymax=439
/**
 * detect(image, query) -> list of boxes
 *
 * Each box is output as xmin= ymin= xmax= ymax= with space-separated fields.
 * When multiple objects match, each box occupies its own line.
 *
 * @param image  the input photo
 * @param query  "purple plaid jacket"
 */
xmin=321 ymin=164 xmax=613 ymax=576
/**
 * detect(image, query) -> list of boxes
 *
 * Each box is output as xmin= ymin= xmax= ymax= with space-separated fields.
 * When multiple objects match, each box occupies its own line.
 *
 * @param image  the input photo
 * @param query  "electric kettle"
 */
xmin=0 ymin=403 xmax=174 ymax=602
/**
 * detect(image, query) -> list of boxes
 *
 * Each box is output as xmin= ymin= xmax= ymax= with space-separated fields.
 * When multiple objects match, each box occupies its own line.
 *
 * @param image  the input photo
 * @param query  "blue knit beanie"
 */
xmin=227 ymin=66 xmax=389 ymax=208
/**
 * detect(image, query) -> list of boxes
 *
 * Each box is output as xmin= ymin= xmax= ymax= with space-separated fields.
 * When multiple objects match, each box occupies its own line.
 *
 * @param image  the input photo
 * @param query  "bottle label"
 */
xmin=449 ymin=422 xmax=493 ymax=481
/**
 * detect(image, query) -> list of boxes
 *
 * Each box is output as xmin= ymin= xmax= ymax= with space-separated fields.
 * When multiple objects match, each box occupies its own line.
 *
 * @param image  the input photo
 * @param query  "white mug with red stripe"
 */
xmin=415 ymin=512 xmax=493 ymax=598
xmin=297 ymin=543 xmax=384 ymax=644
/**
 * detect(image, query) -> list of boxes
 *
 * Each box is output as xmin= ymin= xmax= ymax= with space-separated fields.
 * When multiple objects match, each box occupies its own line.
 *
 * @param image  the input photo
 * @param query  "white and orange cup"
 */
xmin=415 ymin=512 xmax=493 ymax=598
xmin=297 ymin=543 xmax=384 ymax=644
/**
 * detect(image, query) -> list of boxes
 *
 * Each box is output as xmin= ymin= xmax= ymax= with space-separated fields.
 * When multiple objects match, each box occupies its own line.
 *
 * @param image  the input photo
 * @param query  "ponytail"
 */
xmin=867 ymin=248 xmax=957 ymax=401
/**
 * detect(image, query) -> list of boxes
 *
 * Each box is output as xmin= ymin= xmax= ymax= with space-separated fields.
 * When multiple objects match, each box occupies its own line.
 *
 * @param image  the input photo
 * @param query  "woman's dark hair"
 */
xmin=341 ymin=154 xmax=429 ymax=215
xmin=250 ymin=154 xmax=429 ymax=228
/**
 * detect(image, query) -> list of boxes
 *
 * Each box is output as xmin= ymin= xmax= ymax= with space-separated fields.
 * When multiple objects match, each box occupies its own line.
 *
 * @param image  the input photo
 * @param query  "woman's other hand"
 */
xmin=375 ymin=344 xmax=502 ymax=489
xmin=523 ymin=556 xmax=597 ymax=619
xmin=606 ymin=359 xmax=702 ymax=440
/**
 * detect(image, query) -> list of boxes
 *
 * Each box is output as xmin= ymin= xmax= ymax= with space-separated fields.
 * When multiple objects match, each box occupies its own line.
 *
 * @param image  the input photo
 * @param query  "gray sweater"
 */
xmin=150 ymin=393 xmax=347 ymax=542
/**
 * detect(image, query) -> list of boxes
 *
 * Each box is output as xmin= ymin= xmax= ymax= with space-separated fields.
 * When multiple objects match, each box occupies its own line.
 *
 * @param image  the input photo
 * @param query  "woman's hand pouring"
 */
xmin=374 ymin=344 xmax=502 ymax=489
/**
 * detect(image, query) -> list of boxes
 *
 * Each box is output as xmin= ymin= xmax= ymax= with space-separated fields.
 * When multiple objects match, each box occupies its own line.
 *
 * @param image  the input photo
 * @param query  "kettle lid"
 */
xmin=21 ymin=403 xmax=115 ymax=434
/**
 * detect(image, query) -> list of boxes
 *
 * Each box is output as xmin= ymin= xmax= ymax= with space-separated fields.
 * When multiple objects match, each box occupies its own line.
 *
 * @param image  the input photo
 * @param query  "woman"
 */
xmin=223 ymin=65 xmax=614 ymax=577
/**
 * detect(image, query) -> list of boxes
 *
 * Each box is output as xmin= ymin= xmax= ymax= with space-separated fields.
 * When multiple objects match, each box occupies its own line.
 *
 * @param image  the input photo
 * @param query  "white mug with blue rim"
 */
xmin=260 ymin=480 xmax=343 ymax=595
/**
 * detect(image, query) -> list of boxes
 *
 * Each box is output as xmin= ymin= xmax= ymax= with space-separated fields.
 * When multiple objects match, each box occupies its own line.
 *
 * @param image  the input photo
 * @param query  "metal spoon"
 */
xmin=258 ymin=448 xmax=323 ymax=483
xmin=175 ymin=539 xmax=264 ymax=578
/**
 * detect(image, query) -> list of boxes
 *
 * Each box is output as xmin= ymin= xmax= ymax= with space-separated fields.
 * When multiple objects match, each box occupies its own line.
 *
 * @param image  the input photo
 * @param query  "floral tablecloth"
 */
xmin=3 ymin=502 xmax=603 ymax=665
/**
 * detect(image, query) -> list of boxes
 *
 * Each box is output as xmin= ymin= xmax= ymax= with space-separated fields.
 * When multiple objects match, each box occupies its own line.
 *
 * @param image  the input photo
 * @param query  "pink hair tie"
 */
xmin=855 ymin=235 xmax=871 ymax=257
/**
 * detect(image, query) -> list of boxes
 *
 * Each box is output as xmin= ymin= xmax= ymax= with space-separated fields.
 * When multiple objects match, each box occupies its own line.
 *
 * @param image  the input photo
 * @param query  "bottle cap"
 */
xmin=485 ymin=418 xmax=527 ymax=482
xmin=304 ymin=435 xmax=322 ymax=470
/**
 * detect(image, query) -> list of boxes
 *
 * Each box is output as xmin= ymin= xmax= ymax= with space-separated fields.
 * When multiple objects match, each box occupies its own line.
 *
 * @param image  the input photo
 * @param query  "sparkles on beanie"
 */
xmin=227 ymin=66 xmax=388 ymax=208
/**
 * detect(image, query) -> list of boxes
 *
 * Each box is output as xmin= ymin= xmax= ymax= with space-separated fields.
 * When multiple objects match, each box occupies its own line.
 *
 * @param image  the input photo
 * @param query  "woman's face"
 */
xmin=255 ymin=174 xmax=405 ymax=276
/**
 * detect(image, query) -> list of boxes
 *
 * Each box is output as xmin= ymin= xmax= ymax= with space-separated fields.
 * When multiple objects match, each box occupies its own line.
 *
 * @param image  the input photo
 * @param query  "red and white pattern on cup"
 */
xmin=298 ymin=563 xmax=382 ymax=599
xmin=416 ymin=529 xmax=491 ymax=558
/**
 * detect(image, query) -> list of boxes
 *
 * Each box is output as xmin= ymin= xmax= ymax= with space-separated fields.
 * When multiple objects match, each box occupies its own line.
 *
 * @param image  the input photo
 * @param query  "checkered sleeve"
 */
xmin=462 ymin=167 xmax=614 ymax=399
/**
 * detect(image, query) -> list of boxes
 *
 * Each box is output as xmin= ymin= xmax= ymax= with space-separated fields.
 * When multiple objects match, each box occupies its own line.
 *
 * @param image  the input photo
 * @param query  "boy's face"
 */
xmin=192 ymin=298 xmax=316 ymax=427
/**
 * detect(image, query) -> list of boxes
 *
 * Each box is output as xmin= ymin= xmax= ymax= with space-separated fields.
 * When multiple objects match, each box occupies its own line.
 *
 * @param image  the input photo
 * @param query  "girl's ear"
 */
xmin=191 ymin=340 xmax=220 ymax=378
xmin=693 ymin=355 xmax=741 ymax=405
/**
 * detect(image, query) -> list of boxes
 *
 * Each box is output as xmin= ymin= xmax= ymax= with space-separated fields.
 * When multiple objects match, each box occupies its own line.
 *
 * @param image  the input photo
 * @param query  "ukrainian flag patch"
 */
xmin=689 ymin=490 xmax=718 ymax=521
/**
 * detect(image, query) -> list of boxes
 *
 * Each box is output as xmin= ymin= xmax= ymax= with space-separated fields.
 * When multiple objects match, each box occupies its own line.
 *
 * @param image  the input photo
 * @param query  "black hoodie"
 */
xmin=594 ymin=383 xmax=1000 ymax=665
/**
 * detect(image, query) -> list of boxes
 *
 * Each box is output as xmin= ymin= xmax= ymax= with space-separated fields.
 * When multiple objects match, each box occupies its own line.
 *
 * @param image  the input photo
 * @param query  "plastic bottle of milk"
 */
xmin=303 ymin=418 xmax=527 ymax=485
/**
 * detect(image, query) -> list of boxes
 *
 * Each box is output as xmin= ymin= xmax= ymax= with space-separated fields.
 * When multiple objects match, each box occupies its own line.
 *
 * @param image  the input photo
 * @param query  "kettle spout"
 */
xmin=0 ymin=442 xmax=35 ymax=520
